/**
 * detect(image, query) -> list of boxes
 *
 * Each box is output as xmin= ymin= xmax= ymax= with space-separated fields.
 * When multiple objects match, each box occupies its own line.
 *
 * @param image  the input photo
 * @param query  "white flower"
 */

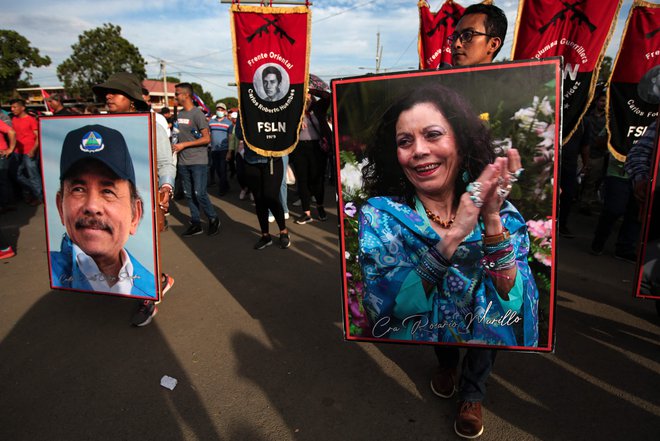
xmin=341 ymin=159 xmax=368 ymax=196
xmin=345 ymin=251 xmax=351 ymax=259
xmin=536 ymin=96 xmax=554 ymax=117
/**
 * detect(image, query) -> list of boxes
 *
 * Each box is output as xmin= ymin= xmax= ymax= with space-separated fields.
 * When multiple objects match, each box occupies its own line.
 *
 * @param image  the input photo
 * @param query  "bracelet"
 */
xmin=483 ymin=227 xmax=510 ymax=245
xmin=415 ymin=246 xmax=451 ymax=284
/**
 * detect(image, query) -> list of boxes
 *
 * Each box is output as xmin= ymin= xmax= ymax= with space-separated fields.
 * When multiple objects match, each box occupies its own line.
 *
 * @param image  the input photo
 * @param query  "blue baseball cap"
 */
xmin=60 ymin=124 xmax=136 ymax=186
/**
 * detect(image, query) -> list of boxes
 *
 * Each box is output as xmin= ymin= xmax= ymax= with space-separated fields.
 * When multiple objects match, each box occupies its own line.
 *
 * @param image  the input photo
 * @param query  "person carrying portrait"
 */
xmin=360 ymin=4 xmax=536 ymax=439
xmin=92 ymin=71 xmax=177 ymax=326
xmin=50 ymin=125 xmax=155 ymax=297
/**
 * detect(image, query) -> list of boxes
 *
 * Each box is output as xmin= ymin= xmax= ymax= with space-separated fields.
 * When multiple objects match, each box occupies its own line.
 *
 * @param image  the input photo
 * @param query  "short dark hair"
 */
xmin=9 ymin=98 xmax=26 ymax=107
xmin=262 ymin=66 xmax=282 ymax=83
xmin=59 ymin=158 xmax=144 ymax=220
xmin=160 ymin=107 xmax=171 ymax=115
xmin=175 ymin=83 xmax=194 ymax=96
xmin=362 ymin=84 xmax=495 ymax=206
xmin=462 ymin=3 xmax=508 ymax=58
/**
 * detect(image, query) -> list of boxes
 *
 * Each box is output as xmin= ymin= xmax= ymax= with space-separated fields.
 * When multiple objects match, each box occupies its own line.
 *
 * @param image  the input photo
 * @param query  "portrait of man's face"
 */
xmin=263 ymin=73 xmax=281 ymax=99
xmin=56 ymin=160 xmax=142 ymax=263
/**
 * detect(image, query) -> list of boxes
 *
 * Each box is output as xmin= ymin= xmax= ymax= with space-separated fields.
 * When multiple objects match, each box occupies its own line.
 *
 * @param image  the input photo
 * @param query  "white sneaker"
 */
xmin=239 ymin=189 xmax=248 ymax=200
xmin=268 ymin=215 xmax=275 ymax=223
xmin=284 ymin=212 xmax=290 ymax=220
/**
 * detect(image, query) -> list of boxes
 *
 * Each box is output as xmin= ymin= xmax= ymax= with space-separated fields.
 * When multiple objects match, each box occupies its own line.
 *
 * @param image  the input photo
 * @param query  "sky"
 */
xmin=1 ymin=0 xmax=645 ymax=101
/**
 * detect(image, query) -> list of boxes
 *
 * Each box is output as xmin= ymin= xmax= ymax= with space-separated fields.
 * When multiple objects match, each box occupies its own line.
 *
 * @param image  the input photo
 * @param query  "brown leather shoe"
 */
xmin=454 ymin=400 xmax=484 ymax=439
xmin=430 ymin=366 xmax=457 ymax=398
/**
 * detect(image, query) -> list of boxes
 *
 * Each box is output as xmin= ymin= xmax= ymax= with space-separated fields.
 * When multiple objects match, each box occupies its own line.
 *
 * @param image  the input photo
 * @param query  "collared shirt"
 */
xmin=209 ymin=116 xmax=232 ymax=151
xmin=73 ymin=243 xmax=135 ymax=293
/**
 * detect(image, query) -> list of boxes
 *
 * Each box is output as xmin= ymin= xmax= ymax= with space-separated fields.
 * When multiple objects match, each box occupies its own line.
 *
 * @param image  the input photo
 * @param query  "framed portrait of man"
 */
xmin=40 ymin=113 xmax=161 ymax=301
xmin=633 ymin=114 xmax=660 ymax=300
xmin=332 ymin=59 xmax=561 ymax=352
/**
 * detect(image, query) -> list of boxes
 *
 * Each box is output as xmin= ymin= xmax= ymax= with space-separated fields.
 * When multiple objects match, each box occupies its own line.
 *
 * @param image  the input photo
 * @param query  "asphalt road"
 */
xmin=0 ymin=187 xmax=658 ymax=441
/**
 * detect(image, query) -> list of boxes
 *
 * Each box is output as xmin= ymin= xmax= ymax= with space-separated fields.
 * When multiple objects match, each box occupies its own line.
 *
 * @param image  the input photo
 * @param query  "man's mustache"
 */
xmin=75 ymin=217 xmax=113 ymax=233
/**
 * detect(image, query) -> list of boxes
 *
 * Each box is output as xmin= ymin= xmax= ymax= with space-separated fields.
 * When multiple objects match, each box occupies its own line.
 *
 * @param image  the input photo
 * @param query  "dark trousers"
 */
xmin=591 ymin=176 xmax=641 ymax=254
xmin=290 ymin=140 xmax=326 ymax=212
xmin=235 ymin=153 xmax=248 ymax=190
xmin=435 ymin=346 xmax=497 ymax=402
xmin=245 ymin=158 xmax=285 ymax=234
xmin=0 ymin=153 xmax=13 ymax=207
xmin=559 ymin=164 xmax=578 ymax=228
xmin=211 ymin=150 xmax=230 ymax=194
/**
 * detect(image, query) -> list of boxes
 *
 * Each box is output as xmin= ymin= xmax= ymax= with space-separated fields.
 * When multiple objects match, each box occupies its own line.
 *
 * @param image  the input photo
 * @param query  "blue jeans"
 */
xmin=16 ymin=154 xmax=42 ymax=200
xmin=435 ymin=346 xmax=497 ymax=402
xmin=177 ymin=164 xmax=217 ymax=224
xmin=268 ymin=155 xmax=289 ymax=217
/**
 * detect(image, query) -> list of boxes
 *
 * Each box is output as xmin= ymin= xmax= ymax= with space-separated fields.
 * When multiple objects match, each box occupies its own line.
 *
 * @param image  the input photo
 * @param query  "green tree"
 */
xmin=598 ymin=56 xmax=612 ymax=83
xmin=217 ymin=96 xmax=238 ymax=109
xmin=0 ymin=30 xmax=51 ymax=100
xmin=57 ymin=23 xmax=146 ymax=99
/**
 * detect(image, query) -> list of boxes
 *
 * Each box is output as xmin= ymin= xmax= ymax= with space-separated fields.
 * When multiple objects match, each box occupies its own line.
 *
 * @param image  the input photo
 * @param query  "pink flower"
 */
xmin=344 ymin=202 xmax=357 ymax=217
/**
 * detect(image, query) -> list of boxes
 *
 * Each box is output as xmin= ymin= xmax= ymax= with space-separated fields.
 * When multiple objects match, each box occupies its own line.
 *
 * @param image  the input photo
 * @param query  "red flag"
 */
xmin=512 ymin=0 xmax=623 ymax=143
xmin=418 ymin=0 xmax=465 ymax=69
xmin=41 ymin=89 xmax=52 ymax=112
xmin=231 ymin=4 xmax=311 ymax=157
xmin=607 ymin=1 xmax=660 ymax=160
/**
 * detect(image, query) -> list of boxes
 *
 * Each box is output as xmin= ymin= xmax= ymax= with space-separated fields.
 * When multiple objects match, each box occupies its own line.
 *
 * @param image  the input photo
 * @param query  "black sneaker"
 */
xmin=254 ymin=235 xmax=273 ymax=250
xmin=294 ymin=214 xmax=313 ymax=225
xmin=317 ymin=206 xmax=327 ymax=221
xmin=279 ymin=233 xmax=291 ymax=249
xmin=208 ymin=217 xmax=221 ymax=236
xmin=182 ymin=223 xmax=203 ymax=237
xmin=131 ymin=300 xmax=157 ymax=327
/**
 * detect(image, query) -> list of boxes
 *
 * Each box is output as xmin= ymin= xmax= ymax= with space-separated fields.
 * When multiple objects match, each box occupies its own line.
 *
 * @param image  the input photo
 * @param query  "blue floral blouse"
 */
xmin=358 ymin=196 xmax=539 ymax=347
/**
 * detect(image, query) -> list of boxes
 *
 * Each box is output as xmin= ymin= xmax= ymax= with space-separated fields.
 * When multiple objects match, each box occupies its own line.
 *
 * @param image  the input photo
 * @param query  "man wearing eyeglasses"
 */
xmin=432 ymin=3 xmax=508 ymax=439
xmin=448 ymin=3 xmax=506 ymax=68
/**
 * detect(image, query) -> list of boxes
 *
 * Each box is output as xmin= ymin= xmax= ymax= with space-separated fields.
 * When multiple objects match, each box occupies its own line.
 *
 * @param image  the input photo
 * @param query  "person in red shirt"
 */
xmin=0 ymin=118 xmax=17 ymax=212
xmin=10 ymin=99 xmax=42 ymax=205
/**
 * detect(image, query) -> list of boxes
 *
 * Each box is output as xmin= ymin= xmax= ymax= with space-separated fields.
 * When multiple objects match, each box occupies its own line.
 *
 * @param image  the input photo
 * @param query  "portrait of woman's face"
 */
xmin=395 ymin=102 xmax=461 ymax=198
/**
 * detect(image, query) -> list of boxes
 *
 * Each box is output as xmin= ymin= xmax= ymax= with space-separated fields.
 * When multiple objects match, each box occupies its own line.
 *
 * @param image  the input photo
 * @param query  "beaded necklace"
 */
xmin=424 ymin=207 xmax=455 ymax=229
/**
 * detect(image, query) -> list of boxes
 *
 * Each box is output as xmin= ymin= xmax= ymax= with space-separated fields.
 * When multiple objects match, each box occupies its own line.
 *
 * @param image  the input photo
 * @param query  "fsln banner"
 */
xmin=230 ymin=4 xmax=311 ymax=157
xmin=607 ymin=1 xmax=660 ymax=161
xmin=418 ymin=0 xmax=465 ymax=69
xmin=511 ymin=0 xmax=622 ymax=143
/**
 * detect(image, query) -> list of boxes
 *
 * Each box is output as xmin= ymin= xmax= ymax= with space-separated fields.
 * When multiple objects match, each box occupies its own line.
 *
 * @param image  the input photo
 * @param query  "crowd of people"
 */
xmin=0 ymin=3 xmax=658 ymax=439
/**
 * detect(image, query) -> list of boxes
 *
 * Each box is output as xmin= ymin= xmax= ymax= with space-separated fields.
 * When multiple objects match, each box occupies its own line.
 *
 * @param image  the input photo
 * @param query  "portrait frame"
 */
xmin=40 ymin=113 xmax=161 ymax=301
xmin=633 ymin=114 xmax=660 ymax=300
xmin=332 ymin=58 xmax=561 ymax=352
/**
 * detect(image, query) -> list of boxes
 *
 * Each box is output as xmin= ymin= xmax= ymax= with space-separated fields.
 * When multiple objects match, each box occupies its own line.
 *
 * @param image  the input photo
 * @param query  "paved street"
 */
xmin=0 ymin=188 xmax=659 ymax=441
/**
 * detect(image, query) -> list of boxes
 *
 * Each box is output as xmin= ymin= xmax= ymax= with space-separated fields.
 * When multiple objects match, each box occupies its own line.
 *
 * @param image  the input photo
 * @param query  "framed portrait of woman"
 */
xmin=40 ymin=113 xmax=161 ymax=301
xmin=333 ymin=58 xmax=561 ymax=352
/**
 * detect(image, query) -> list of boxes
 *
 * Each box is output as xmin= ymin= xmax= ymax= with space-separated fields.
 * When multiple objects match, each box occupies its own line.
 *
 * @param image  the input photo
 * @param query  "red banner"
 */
xmin=418 ymin=0 xmax=465 ymax=69
xmin=607 ymin=1 xmax=660 ymax=160
xmin=230 ymin=4 xmax=311 ymax=156
xmin=512 ymin=0 xmax=622 ymax=143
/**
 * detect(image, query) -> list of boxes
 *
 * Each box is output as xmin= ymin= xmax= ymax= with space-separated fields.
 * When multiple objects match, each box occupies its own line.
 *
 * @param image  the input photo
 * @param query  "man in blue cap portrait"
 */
xmin=50 ymin=124 xmax=156 ymax=297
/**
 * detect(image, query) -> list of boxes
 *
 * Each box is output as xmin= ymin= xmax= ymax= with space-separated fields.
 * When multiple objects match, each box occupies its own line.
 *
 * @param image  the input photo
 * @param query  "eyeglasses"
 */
xmin=447 ymin=29 xmax=494 ymax=44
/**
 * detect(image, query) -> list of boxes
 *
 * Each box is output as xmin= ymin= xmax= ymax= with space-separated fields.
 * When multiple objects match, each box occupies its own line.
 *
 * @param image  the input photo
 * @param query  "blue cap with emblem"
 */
xmin=60 ymin=124 xmax=136 ymax=186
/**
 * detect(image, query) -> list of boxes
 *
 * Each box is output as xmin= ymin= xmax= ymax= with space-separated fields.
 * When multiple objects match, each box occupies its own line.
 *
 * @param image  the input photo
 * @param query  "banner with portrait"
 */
xmin=511 ymin=0 xmax=622 ymax=143
xmin=40 ymin=114 xmax=161 ymax=301
xmin=633 ymin=116 xmax=660 ymax=300
xmin=333 ymin=59 xmax=561 ymax=352
xmin=418 ymin=0 xmax=465 ymax=69
xmin=230 ymin=3 xmax=311 ymax=157
xmin=606 ymin=0 xmax=660 ymax=161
